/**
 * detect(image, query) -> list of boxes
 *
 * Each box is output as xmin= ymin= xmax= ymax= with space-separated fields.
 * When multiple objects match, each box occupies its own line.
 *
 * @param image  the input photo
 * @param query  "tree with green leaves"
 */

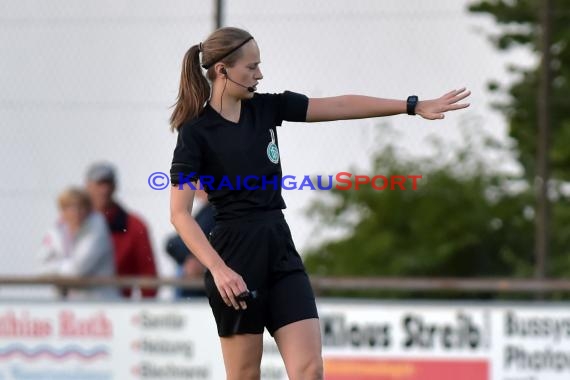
xmin=469 ymin=0 xmax=570 ymax=180
xmin=469 ymin=0 xmax=570 ymax=278
xmin=302 ymin=2 xmax=570 ymax=294
xmin=303 ymin=128 xmax=535 ymax=298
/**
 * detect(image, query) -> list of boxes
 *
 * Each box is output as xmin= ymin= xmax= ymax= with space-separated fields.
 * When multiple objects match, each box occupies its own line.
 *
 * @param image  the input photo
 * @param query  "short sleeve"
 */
xmin=270 ymin=91 xmax=309 ymax=126
xmin=170 ymin=125 xmax=202 ymax=185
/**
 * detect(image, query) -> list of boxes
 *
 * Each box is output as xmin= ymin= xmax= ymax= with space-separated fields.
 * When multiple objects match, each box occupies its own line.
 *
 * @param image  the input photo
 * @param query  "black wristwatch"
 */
xmin=406 ymin=95 xmax=419 ymax=115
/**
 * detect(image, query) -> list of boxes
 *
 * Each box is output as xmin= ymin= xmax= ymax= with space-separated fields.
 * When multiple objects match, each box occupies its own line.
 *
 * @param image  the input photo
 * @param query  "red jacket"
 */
xmin=103 ymin=203 xmax=158 ymax=298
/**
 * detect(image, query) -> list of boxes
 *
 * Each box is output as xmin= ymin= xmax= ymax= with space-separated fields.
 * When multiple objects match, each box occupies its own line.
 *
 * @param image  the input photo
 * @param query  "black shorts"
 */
xmin=204 ymin=210 xmax=318 ymax=337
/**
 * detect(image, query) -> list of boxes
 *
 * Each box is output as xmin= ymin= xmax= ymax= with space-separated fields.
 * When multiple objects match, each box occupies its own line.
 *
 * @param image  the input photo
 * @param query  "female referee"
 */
xmin=169 ymin=27 xmax=470 ymax=380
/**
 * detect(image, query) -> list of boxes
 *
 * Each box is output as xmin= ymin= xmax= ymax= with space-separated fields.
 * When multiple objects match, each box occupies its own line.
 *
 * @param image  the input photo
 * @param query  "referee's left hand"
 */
xmin=416 ymin=88 xmax=471 ymax=120
xmin=210 ymin=263 xmax=248 ymax=310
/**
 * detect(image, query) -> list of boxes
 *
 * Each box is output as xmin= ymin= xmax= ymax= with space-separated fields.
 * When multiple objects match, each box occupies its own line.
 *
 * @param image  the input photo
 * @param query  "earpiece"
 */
xmin=219 ymin=67 xmax=255 ymax=93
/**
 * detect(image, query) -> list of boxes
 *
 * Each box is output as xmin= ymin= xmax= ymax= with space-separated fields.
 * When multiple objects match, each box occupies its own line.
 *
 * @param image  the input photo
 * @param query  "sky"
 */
xmin=0 ymin=0 xmax=534 ymax=298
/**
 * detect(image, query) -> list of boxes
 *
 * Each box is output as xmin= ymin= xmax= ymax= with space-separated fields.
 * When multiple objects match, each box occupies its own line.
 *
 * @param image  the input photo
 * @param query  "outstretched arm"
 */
xmin=306 ymin=88 xmax=470 ymax=122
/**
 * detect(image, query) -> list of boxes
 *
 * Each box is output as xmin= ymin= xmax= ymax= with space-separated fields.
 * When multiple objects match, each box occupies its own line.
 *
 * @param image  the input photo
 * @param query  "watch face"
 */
xmin=407 ymin=96 xmax=418 ymax=115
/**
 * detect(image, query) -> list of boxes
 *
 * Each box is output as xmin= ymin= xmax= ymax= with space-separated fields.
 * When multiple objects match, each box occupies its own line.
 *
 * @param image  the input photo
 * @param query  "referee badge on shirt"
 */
xmin=267 ymin=129 xmax=280 ymax=164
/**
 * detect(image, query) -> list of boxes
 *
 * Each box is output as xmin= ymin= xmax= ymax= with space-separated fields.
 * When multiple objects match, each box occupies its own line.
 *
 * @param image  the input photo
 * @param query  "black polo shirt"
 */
xmin=170 ymin=91 xmax=309 ymax=221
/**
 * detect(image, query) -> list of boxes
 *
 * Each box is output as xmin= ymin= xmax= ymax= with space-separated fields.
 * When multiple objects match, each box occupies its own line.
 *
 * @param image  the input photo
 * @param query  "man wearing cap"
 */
xmin=86 ymin=162 xmax=158 ymax=298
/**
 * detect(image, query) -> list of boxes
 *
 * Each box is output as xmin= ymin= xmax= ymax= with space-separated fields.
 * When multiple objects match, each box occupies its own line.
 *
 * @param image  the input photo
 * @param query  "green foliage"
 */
xmin=303 ymin=2 xmax=570 ymax=298
xmin=469 ymin=0 xmax=570 ymax=181
xmin=468 ymin=0 xmax=570 ymax=284
xmin=304 ymin=129 xmax=535 ymax=295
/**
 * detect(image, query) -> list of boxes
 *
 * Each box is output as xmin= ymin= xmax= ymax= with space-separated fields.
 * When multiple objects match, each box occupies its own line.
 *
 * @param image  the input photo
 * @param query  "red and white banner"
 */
xmin=0 ymin=301 xmax=568 ymax=379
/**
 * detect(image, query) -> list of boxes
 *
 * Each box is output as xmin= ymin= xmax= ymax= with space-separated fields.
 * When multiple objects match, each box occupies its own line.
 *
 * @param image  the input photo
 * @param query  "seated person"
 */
xmin=37 ymin=187 xmax=119 ymax=300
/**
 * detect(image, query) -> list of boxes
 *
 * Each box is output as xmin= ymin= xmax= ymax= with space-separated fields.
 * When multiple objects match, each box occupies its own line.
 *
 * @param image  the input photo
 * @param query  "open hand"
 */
xmin=416 ymin=88 xmax=471 ymax=120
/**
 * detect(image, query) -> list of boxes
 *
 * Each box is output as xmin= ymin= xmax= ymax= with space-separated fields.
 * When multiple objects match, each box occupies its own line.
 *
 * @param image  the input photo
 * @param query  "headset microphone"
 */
xmin=221 ymin=68 xmax=255 ymax=93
